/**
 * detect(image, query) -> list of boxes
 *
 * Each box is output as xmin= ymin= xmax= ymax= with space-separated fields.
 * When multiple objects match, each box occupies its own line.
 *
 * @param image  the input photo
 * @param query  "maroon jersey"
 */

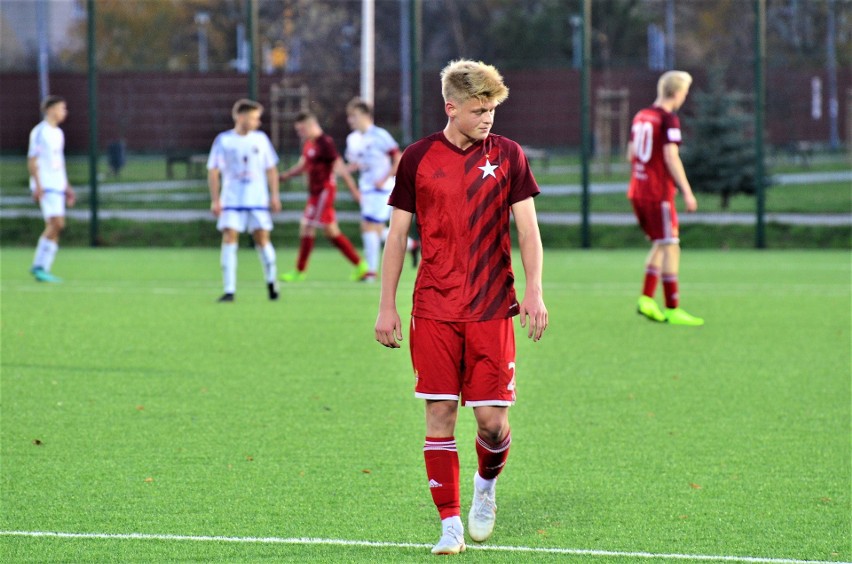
xmin=628 ymin=106 xmax=682 ymax=202
xmin=303 ymin=134 xmax=339 ymax=196
xmin=390 ymin=132 xmax=540 ymax=322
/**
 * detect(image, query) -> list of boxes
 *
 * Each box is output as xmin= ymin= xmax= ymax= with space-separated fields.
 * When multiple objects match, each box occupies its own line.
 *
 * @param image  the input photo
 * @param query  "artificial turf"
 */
xmin=1 ymin=247 xmax=849 ymax=562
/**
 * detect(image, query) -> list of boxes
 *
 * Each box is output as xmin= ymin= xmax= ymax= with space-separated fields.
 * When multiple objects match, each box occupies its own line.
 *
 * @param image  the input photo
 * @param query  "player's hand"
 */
xmin=32 ymin=186 xmax=43 ymax=203
xmin=210 ymin=200 xmax=222 ymax=217
xmin=279 ymin=172 xmax=290 ymax=183
xmin=270 ymin=198 xmax=282 ymax=213
xmin=375 ymin=308 xmax=403 ymax=348
xmin=684 ymin=193 xmax=698 ymax=213
xmin=519 ymin=293 xmax=548 ymax=342
xmin=65 ymin=186 xmax=76 ymax=207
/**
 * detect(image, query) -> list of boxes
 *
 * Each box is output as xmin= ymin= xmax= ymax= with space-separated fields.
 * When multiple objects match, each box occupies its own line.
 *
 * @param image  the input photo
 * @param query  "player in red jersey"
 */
xmin=278 ymin=112 xmax=368 ymax=281
xmin=628 ymin=70 xmax=704 ymax=326
xmin=375 ymin=60 xmax=548 ymax=555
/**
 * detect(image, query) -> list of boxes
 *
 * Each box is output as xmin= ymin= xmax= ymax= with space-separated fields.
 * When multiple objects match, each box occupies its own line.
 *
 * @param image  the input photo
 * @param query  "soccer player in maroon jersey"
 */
xmin=628 ymin=71 xmax=704 ymax=326
xmin=279 ymin=112 xmax=369 ymax=281
xmin=375 ymin=60 xmax=548 ymax=555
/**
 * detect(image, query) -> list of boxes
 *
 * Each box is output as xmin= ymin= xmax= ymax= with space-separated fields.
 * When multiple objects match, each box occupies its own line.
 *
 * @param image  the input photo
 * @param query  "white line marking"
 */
xmin=0 ymin=531 xmax=846 ymax=563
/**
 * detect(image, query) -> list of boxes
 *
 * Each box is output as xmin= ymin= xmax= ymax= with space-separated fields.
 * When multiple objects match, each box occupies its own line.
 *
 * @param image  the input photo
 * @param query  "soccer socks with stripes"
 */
xmin=296 ymin=236 xmax=315 ymax=272
xmin=362 ymin=231 xmax=381 ymax=274
xmin=331 ymin=234 xmax=361 ymax=265
xmin=256 ymin=243 xmax=277 ymax=283
xmin=33 ymin=236 xmax=58 ymax=272
xmin=221 ymin=242 xmax=238 ymax=294
xmin=642 ymin=266 xmax=660 ymax=298
xmin=476 ymin=432 xmax=511 ymax=482
xmin=663 ymin=273 xmax=679 ymax=309
xmin=424 ymin=437 xmax=460 ymax=520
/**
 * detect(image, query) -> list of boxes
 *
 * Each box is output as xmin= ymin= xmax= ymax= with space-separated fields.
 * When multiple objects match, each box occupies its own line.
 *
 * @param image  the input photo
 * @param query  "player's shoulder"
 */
xmin=489 ymin=134 xmax=526 ymax=159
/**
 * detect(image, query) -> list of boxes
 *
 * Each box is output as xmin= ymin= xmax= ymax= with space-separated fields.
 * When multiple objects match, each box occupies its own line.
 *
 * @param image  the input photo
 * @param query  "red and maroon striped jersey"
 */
xmin=390 ymin=132 xmax=540 ymax=322
xmin=628 ymin=105 xmax=682 ymax=202
xmin=303 ymin=134 xmax=339 ymax=196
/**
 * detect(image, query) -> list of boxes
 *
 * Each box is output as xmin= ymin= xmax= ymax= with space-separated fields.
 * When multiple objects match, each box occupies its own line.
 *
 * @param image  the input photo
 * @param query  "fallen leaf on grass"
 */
xmin=689 ymin=483 xmax=702 ymax=490
xmin=679 ymin=515 xmax=689 ymax=520
xmin=32 ymin=439 xmax=43 ymax=446
xmin=136 ymin=405 xmax=145 ymax=411
xmin=362 ymin=469 xmax=372 ymax=474
xmin=246 ymin=456 xmax=254 ymax=462
xmin=144 ymin=477 xmax=154 ymax=483
xmin=819 ymin=497 xmax=832 ymax=504
xmin=537 ymin=529 xmax=547 ymax=536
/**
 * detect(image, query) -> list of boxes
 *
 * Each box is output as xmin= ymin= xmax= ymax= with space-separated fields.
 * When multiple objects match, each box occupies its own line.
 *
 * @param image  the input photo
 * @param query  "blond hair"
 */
xmin=232 ymin=98 xmax=263 ymax=119
xmin=657 ymin=71 xmax=692 ymax=99
xmin=440 ymin=59 xmax=509 ymax=105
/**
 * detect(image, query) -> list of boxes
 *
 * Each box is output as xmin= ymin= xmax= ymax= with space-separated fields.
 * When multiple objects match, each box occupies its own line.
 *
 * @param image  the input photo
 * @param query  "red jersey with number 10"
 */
xmin=389 ymin=132 xmax=540 ymax=322
xmin=628 ymin=105 xmax=682 ymax=202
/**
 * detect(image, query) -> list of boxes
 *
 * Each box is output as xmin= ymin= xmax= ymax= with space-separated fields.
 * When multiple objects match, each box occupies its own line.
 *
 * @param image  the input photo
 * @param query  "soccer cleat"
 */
xmin=360 ymin=272 xmax=377 ymax=283
xmin=665 ymin=307 xmax=704 ymax=326
xmin=217 ymin=293 xmax=235 ymax=303
xmin=637 ymin=295 xmax=665 ymax=322
xmin=279 ymin=270 xmax=306 ymax=283
xmin=468 ymin=477 xmax=497 ymax=542
xmin=267 ymin=282 xmax=279 ymax=301
xmin=350 ymin=260 xmax=370 ymax=281
xmin=32 ymin=267 xmax=62 ymax=283
xmin=410 ymin=240 xmax=421 ymax=268
xmin=431 ymin=523 xmax=466 ymax=555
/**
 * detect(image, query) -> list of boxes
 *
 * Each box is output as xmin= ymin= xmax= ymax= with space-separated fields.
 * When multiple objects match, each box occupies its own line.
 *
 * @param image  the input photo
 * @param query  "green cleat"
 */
xmin=637 ymin=295 xmax=665 ymax=322
xmin=350 ymin=260 xmax=370 ymax=281
xmin=665 ymin=307 xmax=705 ymax=326
xmin=32 ymin=267 xmax=62 ymax=283
xmin=280 ymin=270 xmax=306 ymax=283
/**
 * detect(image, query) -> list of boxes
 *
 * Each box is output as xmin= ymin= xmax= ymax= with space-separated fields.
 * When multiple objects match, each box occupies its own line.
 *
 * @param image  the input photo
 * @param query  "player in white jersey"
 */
xmin=28 ymin=95 xmax=75 ymax=283
xmin=345 ymin=98 xmax=419 ymax=281
xmin=208 ymin=99 xmax=281 ymax=302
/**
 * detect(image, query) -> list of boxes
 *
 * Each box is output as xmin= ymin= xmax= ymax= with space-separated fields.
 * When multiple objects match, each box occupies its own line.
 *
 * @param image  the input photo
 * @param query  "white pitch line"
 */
xmin=0 ymin=531 xmax=847 ymax=564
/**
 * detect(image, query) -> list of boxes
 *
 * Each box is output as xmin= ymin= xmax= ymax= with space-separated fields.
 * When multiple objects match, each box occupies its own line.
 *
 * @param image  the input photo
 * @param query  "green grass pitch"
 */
xmin=1 ymin=247 xmax=849 ymax=563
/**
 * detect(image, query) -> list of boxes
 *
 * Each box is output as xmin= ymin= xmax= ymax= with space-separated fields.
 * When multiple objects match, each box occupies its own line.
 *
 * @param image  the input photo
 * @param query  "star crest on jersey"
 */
xmin=478 ymin=158 xmax=497 ymax=179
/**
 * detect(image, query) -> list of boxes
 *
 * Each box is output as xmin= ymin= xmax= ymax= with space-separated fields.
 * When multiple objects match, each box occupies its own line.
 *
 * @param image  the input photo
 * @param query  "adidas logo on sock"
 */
xmin=428 ymin=479 xmax=443 ymax=488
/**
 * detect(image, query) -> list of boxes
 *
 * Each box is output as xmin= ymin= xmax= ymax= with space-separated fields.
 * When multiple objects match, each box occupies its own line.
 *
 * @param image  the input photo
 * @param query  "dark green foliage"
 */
xmin=681 ymin=72 xmax=768 ymax=209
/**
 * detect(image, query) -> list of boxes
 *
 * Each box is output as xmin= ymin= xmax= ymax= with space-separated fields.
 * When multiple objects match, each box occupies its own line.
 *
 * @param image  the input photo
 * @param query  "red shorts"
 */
xmin=631 ymin=198 xmax=679 ymax=244
xmin=303 ymin=186 xmax=336 ymax=227
xmin=410 ymin=316 xmax=516 ymax=407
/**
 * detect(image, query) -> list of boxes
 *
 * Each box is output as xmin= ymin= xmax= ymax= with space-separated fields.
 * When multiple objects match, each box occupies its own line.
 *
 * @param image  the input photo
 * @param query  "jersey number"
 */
xmin=631 ymin=121 xmax=654 ymax=164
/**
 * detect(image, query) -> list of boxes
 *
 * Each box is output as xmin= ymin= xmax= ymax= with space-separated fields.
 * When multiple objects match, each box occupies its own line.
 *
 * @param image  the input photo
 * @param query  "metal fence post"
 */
xmin=87 ymin=0 xmax=99 ymax=247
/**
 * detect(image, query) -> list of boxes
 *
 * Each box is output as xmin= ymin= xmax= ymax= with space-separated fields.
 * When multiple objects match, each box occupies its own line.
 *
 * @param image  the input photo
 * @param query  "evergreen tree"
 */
xmin=681 ymin=72 xmax=769 ymax=209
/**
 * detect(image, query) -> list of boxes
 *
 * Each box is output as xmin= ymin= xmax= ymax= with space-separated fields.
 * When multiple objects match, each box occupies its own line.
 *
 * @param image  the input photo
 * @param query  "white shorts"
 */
xmin=217 ymin=208 xmax=273 ymax=233
xmin=360 ymin=189 xmax=392 ymax=224
xmin=38 ymin=190 xmax=66 ymax=220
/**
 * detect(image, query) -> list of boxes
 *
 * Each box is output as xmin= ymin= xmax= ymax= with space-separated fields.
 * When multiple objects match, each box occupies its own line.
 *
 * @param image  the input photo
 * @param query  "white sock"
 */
xmin=32 ymin=236 xmax=51 ymax=270
xmin=257 ymin=243 xmax=277 ymax=283
xmin=474 ymin=472 xmax=496 ymax=493
xmin=441 ymin=515 xmax=463 ymax=534
xmin=362 ymin=231 xmax=381 ymax=274
xmin=221 ymin=242 xmax=238 ymax=294
xmin=42 ymin=239 xmax=58 ymax=272
xmin=406 ymin=237 xmax=416 ymax=251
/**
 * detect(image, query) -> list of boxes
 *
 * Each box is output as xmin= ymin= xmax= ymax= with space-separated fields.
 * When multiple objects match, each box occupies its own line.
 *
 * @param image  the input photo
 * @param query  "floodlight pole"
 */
xmin=400 ymin=0 xmax=412 ymax=145
xmin=754 ymin=0 xmax=766 ymax=249
xmin=410 ymin=0 xmax=423 ymax=141
xmin=247 ymin=0 xmax=258 ymax=101
xmin=87 ymin=0 xmax=99 ymax=247
xmin=360 ymin=0 xmax=375 ymax=105
xmin=580 ymin=0 xmax=592 ymax=248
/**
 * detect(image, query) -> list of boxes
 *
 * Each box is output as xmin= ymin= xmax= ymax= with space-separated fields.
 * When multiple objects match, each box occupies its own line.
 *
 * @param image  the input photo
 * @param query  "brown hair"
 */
xmin=41 ymin=95 xmax=65 ymax=114
xmin=294 ymin=111 xmax=317 ymax=123
xmin=232 ymin=98 xmax=263 ymax=118
xmin=346 ymin=97 xmax=373 ymax=117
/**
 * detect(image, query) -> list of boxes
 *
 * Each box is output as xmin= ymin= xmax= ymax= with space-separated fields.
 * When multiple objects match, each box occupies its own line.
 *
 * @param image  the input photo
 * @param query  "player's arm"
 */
xmin=375 ymin=208 xmax=412 ymax=348
xmin=208 ymin=167 xmax=222 ymax=217
xmin=663 ymin=143 xmax=697 ymax=212
xmin=333 ymin=156 xmax=361 ymax=203
xmin=27 ymin=156 xmax=42 ymax=202
xmin=279 ymin=156 xmax=305 ymax=182
xmin=266 ymin=166 xmax=281 ymax=213
xmin=512 ymin=197 xmax=548 ymax=342
xmin=626 ymin=141 xmax=635 ymax=162
xmin=377 ymin=149 xmax=401 ymax=189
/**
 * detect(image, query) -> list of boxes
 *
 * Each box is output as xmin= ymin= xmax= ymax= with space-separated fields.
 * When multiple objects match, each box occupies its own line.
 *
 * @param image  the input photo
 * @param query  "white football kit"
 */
xmin=28 ymin=121 xmax=68 ymax=219
xmin=208 ymin=129 xmax=279 ymax=232
xmin=345 ymin=125 xmax=399 ymax=223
